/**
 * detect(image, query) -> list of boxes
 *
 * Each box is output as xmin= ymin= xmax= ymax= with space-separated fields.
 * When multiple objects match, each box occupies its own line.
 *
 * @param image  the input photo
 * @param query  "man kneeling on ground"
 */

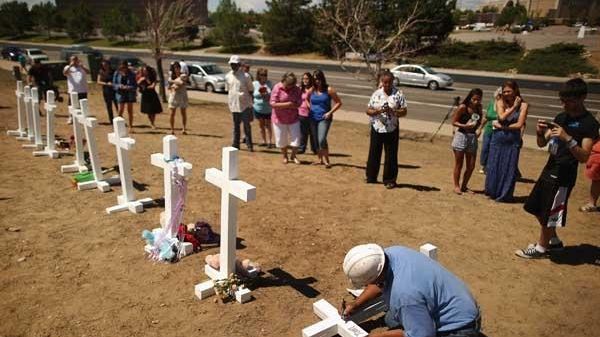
xmin=342 ymin=244 xmax=481 ymax=337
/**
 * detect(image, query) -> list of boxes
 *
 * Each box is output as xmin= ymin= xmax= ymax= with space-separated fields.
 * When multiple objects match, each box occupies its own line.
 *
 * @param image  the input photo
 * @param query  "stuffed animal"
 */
xmin=204 ymin=254 xmax=261 ymax=277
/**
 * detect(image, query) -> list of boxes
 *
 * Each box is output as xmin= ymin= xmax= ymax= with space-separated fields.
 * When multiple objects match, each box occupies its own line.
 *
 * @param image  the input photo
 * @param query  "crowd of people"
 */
xmin=17 ymin=52 xmax=600 ymax=337
xmin=449 ymin=78 xmax=600 ymax=259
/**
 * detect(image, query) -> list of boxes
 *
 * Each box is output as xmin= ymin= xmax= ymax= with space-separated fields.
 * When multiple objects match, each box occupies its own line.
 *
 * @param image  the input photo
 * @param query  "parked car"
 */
xmin=187 ymin=62 xmax=227 ymax=92
xmin=1 ymin=46 xmax=24 ymax=61
xmin=60 ymin=44 xmax=103 ymax=61
xmin=390 ymin=64 xmax=453 ymax=90
xmin=108 ymin=55 xmax=144 ymax=70
xmin=24 ymin=48 xmax=49 ymax=64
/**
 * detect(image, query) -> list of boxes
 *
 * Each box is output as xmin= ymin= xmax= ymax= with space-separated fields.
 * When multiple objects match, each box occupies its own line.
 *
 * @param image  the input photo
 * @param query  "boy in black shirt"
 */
xmin=517 ymin=78 xmax=600 ymax=259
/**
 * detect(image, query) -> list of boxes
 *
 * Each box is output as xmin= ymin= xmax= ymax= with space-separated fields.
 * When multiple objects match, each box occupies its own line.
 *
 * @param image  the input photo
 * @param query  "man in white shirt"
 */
xmin=225 ymin=55 xmax=254 ymax=151
xmin=63 ymin=55 xmax=89 ymax=124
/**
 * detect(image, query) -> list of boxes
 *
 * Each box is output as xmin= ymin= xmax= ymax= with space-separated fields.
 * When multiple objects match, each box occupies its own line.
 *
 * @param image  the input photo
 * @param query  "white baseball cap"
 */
xmin=343 ymin=244 xmax=386 ymax=288
xmin=228 ymin=55 xmax=241 ymax=64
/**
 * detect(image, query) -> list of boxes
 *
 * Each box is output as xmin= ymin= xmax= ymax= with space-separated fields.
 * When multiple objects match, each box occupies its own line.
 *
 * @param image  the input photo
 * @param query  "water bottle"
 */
xmin=548 ymin=137 xmax=559 ymax=156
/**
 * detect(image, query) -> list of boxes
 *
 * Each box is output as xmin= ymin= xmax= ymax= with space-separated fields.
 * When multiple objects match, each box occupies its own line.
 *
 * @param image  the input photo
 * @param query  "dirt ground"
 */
xmin=0 ymin=69 xmax=598 ymax=337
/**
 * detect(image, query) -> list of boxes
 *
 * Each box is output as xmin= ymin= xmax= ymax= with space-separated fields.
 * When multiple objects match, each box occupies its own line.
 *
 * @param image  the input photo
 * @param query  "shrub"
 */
xmin=517 ymin=43 xmax=598 ymax=76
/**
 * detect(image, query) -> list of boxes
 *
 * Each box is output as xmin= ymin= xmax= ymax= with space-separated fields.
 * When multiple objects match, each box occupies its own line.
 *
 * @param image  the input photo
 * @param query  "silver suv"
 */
xmin=390 ymin=64 xmax=453 ymax=90
xmin=188 ymin=62 xmax=227 ymax=93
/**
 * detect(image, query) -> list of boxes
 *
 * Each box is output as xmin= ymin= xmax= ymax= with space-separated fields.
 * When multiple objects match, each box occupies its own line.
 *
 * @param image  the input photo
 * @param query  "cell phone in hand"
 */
xmin=540 ymin=120 xmax=556 ymax=129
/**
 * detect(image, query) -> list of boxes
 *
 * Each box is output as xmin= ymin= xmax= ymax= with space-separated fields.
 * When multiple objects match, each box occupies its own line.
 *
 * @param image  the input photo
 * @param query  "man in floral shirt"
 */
xmin=366 ymin=70 xmax=408 ymax=189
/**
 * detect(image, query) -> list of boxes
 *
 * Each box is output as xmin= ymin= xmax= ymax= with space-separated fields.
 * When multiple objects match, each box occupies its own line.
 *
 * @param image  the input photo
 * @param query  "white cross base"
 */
xmin=302 ymin=243 xmax=438 ymax=337
xmin=33 ymin=90 xmax=61 ymax=159
xmin=106 ymin=117 xmax=153 ymax=214
xmin=195 ymin=147 xmax=256 ymax=304
xmin=7 ymin=81 xmax=27 ymax=137
xmin=60 ymin=93 xmax=88 ymax=173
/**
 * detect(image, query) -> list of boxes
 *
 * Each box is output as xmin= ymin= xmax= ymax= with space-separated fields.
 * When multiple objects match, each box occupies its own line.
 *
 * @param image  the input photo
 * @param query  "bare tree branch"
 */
xmin=144 ymin=0 xmax=199 ymax=102
xmin=318 ymin=0 xmax=445 ymax=83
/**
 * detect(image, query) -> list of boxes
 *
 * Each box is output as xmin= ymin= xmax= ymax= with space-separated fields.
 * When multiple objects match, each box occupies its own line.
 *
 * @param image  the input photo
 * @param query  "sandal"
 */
xmin=292 ymin=157 xmax=301 ymax=165
xmin=579 ymin=204 xmax=598 ymax=212
xmin=283 ymin=157 xmax=289 ymax=164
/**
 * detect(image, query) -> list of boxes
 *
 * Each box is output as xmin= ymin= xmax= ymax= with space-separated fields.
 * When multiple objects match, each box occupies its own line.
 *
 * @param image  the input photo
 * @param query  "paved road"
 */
xmin=6 ymin=43 xmax=600 ymax=137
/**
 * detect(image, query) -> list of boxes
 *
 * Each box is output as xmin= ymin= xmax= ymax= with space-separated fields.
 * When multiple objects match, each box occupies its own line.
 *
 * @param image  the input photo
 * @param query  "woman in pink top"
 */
xmin=270 ymin=72 xmax=303 ymax=164
xmin=298 ymin=72 xmax=316 ymax=154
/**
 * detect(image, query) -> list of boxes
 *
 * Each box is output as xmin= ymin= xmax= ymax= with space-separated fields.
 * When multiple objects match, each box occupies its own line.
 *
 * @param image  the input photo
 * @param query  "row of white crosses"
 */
xmin=7 ymin=82 xmax=62 ymax=159
xmin=302 ymin=244 xmax=438 ymax=337
xmin=7 ymin=81 xmax=260 ymax=303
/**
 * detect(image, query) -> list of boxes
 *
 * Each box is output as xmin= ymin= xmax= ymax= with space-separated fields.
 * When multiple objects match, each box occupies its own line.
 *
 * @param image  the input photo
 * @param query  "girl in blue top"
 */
xmin=305 ymin=70 xmax=342 ymax=168
xmin=113 ymin=60 xmax=137 ymax=133
xmin=252 ymin=68 xmax=273 ymax=147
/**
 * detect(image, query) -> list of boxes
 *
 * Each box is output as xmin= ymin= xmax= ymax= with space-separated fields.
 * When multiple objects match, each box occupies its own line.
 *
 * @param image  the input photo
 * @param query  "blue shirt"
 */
xmin=252 ymin=80 xmax=272 ymax=115
xmin=309 ymin=89 xmax=331 ymax=121
xmin=382 ymin=246 xmax=479 ymax=337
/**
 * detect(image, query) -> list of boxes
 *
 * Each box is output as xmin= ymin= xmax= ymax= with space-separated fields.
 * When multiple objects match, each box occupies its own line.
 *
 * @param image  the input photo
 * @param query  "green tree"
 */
xmin=317 ymin=0 xmax=455 ymax=79
xmin=0 ymin=1 xmax=32 ymax=37
xmin=30 ymin=2 xmax=59 ymax=39
xmin=481 ymin=5 xmax=499 ymax=13
xmin=178 ymin=25 xmax=200 ymax=47
xmin=495 ymin=1 xmax=527 ymax=26
xmin=210 ymin=0 xmax=253 ymax=52
xmin=464 ymin=10 xmax=477 ymax=24
xmin=101 ymin=5 xmax=140 ymax=42
xmin=65 ymin=2 xmax=95 ymax=41
xmin=261 ymin=0 xmax=315 ymax=55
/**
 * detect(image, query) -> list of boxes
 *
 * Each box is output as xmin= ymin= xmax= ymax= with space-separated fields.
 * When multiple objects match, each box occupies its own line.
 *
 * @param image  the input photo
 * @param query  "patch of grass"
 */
xmin=416 ymin=39 xmax=524 ymax=72
xmin=415 ymin=40 xmax=598 ymax=77
xmin=5 ymin=34 xmax=149 ymax=49
xmin=517 ymin=43 xmax=598 ymax=77
xmin=219 ymin=43 xmax=260 ymax=54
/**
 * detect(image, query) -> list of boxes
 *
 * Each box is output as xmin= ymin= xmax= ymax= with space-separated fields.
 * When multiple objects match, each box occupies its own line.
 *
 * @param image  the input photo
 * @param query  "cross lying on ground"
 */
xmin=301 ymin=243 xmax=438 ymax=337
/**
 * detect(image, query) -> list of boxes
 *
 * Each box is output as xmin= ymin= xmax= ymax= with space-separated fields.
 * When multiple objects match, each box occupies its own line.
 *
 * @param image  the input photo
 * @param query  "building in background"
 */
xmin=477 ymin=0 xmax=599 ymax=22
xmin=56 ymin=0 xmax=209 ymax=25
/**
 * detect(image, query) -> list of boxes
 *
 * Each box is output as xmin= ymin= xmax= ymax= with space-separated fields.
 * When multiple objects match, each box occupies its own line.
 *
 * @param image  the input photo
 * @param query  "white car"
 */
xmin=187 ymin=62 xmax=227 ymax=93
xmin=390 ymin=64 xmax=453 ymax=90
xmin=24 ymin=48 xmax=49 ymax=64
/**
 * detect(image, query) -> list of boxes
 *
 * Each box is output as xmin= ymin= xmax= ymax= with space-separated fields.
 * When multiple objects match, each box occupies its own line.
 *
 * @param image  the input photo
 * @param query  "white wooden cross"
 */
xmin=33 ymin=90 xmax=60 ymax=159
xmin=195 ymin=147 xmax=257 ymax=303
xmin=150 ymin=135 xmax=193 ymax=237
xmin=301 ymin=243 xmax=438 ymax=337
xmin=7 ymin=81 xmax=27 ymax=138
xmin=60 ymin=92 xmax=88 ymax=173
xmin=31 ymin=87 xmax=44 ymax=149
xmin=106 ymin=117 xmax=153 ymax=214
xmin=21 ymin=86 xmax=38 ymax=146
xmin=76 ymin=99 xmax=120 ymax=192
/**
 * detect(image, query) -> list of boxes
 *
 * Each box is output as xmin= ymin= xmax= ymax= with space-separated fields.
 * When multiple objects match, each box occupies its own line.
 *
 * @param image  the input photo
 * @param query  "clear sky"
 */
xmin=18 ymin=0 xmax=484 ymax=12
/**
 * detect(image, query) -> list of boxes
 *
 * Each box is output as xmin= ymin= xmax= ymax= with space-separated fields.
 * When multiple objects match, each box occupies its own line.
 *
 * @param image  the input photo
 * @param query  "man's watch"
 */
xmin=567 ymin=138 xmax=578 ymax=149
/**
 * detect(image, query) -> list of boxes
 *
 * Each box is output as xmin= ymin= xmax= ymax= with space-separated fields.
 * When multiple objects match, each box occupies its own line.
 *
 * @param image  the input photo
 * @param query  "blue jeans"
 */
xmin=232 ymin=108 xmax=252 ymax=149
xmin=480 ymin=132 xmax=492 ymax=168
xmin=384 ymin=311 xmax=481 ymax=337
xmin=299 ymin=115 xmax=316 ymax=153
xmin=309 ymin=118 xmax=332 ymax=151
